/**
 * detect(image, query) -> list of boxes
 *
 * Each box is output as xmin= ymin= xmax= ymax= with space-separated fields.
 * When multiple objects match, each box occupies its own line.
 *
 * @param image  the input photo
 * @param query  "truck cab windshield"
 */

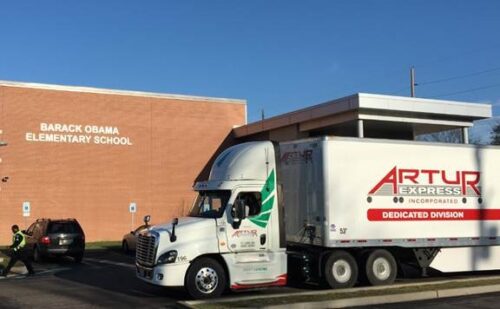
xmin=189 ymin=190 xmax=231 ymax=218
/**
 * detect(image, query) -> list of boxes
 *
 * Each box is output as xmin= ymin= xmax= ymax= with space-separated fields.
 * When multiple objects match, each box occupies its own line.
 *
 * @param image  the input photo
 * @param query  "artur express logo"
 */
xmin=365 ymin=167 xmax=495 ymax=222
xmin=368 ymin=166 xmax=481 ymax=198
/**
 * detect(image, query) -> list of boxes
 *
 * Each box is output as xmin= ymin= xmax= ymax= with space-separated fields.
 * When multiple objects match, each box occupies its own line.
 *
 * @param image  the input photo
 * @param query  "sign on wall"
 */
xmin=129 ymin=202 xmax=137 ymax=213
xmin=129 ymin=202 xmax=137 ymax=230
xmin=25 ymin=123 xmax=133 ymax=146
xmin=22 ymin=201 xmax=31 ymax=217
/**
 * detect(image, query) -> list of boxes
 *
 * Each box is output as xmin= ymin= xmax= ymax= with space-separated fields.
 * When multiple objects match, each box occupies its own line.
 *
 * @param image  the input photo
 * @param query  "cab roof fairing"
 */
xmin=207 ymin=141 xmax=276 ymax=183
xmin=194 ymin=179 xmax=266 ymax=191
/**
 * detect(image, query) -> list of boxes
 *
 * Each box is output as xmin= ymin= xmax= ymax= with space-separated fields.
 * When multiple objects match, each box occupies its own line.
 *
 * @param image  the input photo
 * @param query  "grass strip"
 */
xmin=196 ymin=278 xmax=500 ymax=309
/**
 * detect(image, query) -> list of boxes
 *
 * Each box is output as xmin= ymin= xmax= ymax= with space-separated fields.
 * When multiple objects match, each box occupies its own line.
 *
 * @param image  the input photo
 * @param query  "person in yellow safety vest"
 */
xmin=0 ymin=224 xmax=35 ymax=277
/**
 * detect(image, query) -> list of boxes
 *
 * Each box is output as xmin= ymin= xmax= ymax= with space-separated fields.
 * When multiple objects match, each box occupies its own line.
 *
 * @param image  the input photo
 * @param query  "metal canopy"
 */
xmin=234 ymin=93 xmax=492 ymax=142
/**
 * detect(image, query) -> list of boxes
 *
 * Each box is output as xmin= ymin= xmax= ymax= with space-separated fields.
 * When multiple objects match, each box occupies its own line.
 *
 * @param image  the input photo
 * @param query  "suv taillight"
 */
xmin=41 ymin=236 xmax=50 ymax=245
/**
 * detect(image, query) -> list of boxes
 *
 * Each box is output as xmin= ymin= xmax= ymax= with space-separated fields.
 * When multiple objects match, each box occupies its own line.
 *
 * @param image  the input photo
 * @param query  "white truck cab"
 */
xmin=136 ymin=141 xmax=287 ymax=299
xmin=137 ymin=136 xmax=500 ymax=299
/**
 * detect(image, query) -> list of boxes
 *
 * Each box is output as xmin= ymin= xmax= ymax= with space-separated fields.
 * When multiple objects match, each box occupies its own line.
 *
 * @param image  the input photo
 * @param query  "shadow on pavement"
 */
xmin=54 ymin=249 xmax=190 ymax=301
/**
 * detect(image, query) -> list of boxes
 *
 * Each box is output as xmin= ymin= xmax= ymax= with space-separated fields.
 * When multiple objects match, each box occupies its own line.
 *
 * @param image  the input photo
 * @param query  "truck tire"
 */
xmin=365 ymin=249 xmax=397 ymax=286
xmin=186 ymin=257 xmax=226 ymax=299
xmin=324 ymin=250 xmax=358 ymax=289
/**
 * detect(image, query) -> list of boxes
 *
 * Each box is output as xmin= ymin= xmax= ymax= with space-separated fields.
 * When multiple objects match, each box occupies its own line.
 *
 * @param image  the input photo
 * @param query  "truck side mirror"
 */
xmin=170 ymin=217 xmax=179 ymax=242
xmin=235 ymin=199 xmax=246 ymax=220
xmin=232 ymin=199 xmax=246 ymax=229
xmin=144 ymin=215 xmax=151 ymax=226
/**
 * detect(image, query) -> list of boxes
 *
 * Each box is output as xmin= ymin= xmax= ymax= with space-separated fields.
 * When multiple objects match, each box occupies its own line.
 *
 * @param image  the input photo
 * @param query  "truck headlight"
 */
xmin=157 ymin=250 xmax=178 ymax=264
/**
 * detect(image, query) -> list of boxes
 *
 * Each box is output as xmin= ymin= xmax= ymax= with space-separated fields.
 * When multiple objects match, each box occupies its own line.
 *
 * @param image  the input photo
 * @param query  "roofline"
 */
xmin=234 ymin=92 xmax=492 ymax=137
xmin=0 ymin=80 xmax=246 ymax=105
xmin=357 ymin=93 xmax=492 ymax=109
xmin=257 ymin=93 xmax=492 ymax=124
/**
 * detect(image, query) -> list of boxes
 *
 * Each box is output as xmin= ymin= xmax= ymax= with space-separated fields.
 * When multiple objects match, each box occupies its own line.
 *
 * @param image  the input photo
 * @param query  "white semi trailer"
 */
xmin=136 ymin=136 xmax=500 ymax=299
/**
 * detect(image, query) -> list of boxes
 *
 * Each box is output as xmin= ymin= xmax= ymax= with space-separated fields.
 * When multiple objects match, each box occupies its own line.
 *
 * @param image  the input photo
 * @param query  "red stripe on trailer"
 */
xmin=231 ymin=274 xmax=287 ymax=290
xmin=407 ymin=239 xmax=416 ymax=242
xmin=472 ymin=237 xmax=480 ymax=240
xmin=357 ymin=240 xmax=367 ymax=243
xmin=383 ymin=239 xmax=392 ymax=243
xmin=427 ymin=238 xmax=436 ymax=241
xmin=450 ymin=238 xmax=458 ymax=241
xmin=340 ymin=240 xmax=350 ymax=243
xmin=367 ymin=208 xmax=500 ymax=221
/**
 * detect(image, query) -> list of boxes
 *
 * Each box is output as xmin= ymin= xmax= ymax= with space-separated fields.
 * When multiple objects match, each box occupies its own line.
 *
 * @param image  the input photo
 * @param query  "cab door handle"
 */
xmin=260 ymin=234 xmax=266 ymax=245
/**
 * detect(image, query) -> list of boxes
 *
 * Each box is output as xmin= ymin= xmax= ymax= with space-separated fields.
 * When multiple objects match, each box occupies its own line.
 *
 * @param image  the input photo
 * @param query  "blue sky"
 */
xmin=1 ymin=0 xmax=499 ymax=122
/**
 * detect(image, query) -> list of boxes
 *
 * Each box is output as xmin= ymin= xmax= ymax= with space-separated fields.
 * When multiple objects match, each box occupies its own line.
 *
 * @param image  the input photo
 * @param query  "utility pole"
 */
xmin=410 ymin=66 xmax=416 ymax=97
xmin=260 ymin=109 xmax=265 ymax=129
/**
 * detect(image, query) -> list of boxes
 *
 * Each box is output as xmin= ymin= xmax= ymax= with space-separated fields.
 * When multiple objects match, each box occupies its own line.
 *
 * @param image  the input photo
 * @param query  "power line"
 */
xmin=431 ymin=83 xmax=500 ymax=98
xmin=389 ymin=66 xmax=500 ymax=97
xmin=409 ymin=43 xmax=500 ymax=70
xmin=418 ymin=67 xmax=500 ymax=86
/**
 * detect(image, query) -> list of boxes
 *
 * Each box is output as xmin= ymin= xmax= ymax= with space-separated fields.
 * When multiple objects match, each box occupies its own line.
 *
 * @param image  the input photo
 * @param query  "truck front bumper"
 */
xmin=136 ymin=262 xmax=190 ymax=287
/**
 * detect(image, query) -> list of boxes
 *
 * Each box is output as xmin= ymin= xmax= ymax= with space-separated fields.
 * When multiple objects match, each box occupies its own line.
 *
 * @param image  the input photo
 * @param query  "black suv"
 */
xmin=24 ymin=218 xmax=85 ymax=263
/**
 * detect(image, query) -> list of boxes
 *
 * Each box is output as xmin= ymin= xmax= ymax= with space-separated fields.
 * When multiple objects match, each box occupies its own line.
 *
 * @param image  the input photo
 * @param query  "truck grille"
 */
xmin=136 ymin=233 xmax=157 ymax=266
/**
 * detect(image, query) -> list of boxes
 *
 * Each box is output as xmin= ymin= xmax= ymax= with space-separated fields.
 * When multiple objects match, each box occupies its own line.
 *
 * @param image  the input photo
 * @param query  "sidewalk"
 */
xmin=179 ymin=276 xmax=500 ymax=309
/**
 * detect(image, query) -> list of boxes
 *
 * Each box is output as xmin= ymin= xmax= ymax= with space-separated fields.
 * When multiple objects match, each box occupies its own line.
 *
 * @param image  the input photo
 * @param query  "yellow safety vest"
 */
xmin=13 ymin=230 xmax=26 ymax=251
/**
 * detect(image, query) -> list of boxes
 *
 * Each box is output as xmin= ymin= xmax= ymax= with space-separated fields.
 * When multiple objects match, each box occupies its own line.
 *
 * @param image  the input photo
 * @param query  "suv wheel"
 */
xmin=73 ymin=253 xmax=84 ymax=263
xmin=122 ymin=240 xmax=129 ymax=254
xmin=33 ymin=246 xmax=43 ymax=262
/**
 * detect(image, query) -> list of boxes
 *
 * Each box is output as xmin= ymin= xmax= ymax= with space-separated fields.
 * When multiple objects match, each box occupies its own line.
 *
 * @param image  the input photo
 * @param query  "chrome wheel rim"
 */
xmin=195 ymin=267 xmax=218 ymax=294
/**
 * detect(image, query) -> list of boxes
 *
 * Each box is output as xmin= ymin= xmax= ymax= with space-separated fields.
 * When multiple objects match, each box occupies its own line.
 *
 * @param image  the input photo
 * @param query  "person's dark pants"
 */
xmin=3 ymin=249 xmax=34 ymax=275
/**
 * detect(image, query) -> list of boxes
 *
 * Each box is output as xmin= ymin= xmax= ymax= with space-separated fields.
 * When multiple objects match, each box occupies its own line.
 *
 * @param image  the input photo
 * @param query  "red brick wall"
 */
xmin=0 ymin=84 xmax=245 ymax=244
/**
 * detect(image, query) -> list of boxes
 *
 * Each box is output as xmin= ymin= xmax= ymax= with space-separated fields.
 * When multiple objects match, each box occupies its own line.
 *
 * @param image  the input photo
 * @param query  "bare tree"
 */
xmin=491 ymin=122 xmax=500 ymax=145
xmin=415 ymin=128 xmax=463 ymax=143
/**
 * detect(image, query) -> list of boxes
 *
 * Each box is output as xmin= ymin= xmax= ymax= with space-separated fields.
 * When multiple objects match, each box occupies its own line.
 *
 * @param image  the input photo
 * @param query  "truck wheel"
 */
xmin=324 ymin=250 xmax=358 ymax=289
xmin=365 ymin=249 xmax=397 ymax=286
xmin=186 ymin=257 xmax=226 ymax=299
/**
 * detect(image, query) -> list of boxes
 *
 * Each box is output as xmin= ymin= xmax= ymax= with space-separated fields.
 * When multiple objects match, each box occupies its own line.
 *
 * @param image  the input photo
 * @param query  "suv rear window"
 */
xmin=48 ymin=221 xmax=82 ymax=234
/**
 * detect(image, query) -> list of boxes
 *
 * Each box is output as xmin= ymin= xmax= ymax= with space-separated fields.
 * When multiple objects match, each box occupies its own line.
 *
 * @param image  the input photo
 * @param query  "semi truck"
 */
xmin=135 ymin=136 xmax=500 ymax=299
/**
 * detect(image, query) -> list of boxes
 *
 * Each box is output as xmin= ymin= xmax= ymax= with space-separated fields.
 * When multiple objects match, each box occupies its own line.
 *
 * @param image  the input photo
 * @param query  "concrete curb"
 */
xmin=265 ymin=284 xmax=500 ymax=308
xmin=178 ymin=276 xmax=500 ymax=308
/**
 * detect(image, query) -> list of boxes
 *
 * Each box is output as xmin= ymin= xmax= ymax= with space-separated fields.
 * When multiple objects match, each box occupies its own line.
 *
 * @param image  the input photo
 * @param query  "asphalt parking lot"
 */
xmin=0 ymin=249 xmax=179 ymax=308
xmin=0 ymin=248 xmax=301 ymax=308
xmin=1 ymin=248 xmax=500 ymax=308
